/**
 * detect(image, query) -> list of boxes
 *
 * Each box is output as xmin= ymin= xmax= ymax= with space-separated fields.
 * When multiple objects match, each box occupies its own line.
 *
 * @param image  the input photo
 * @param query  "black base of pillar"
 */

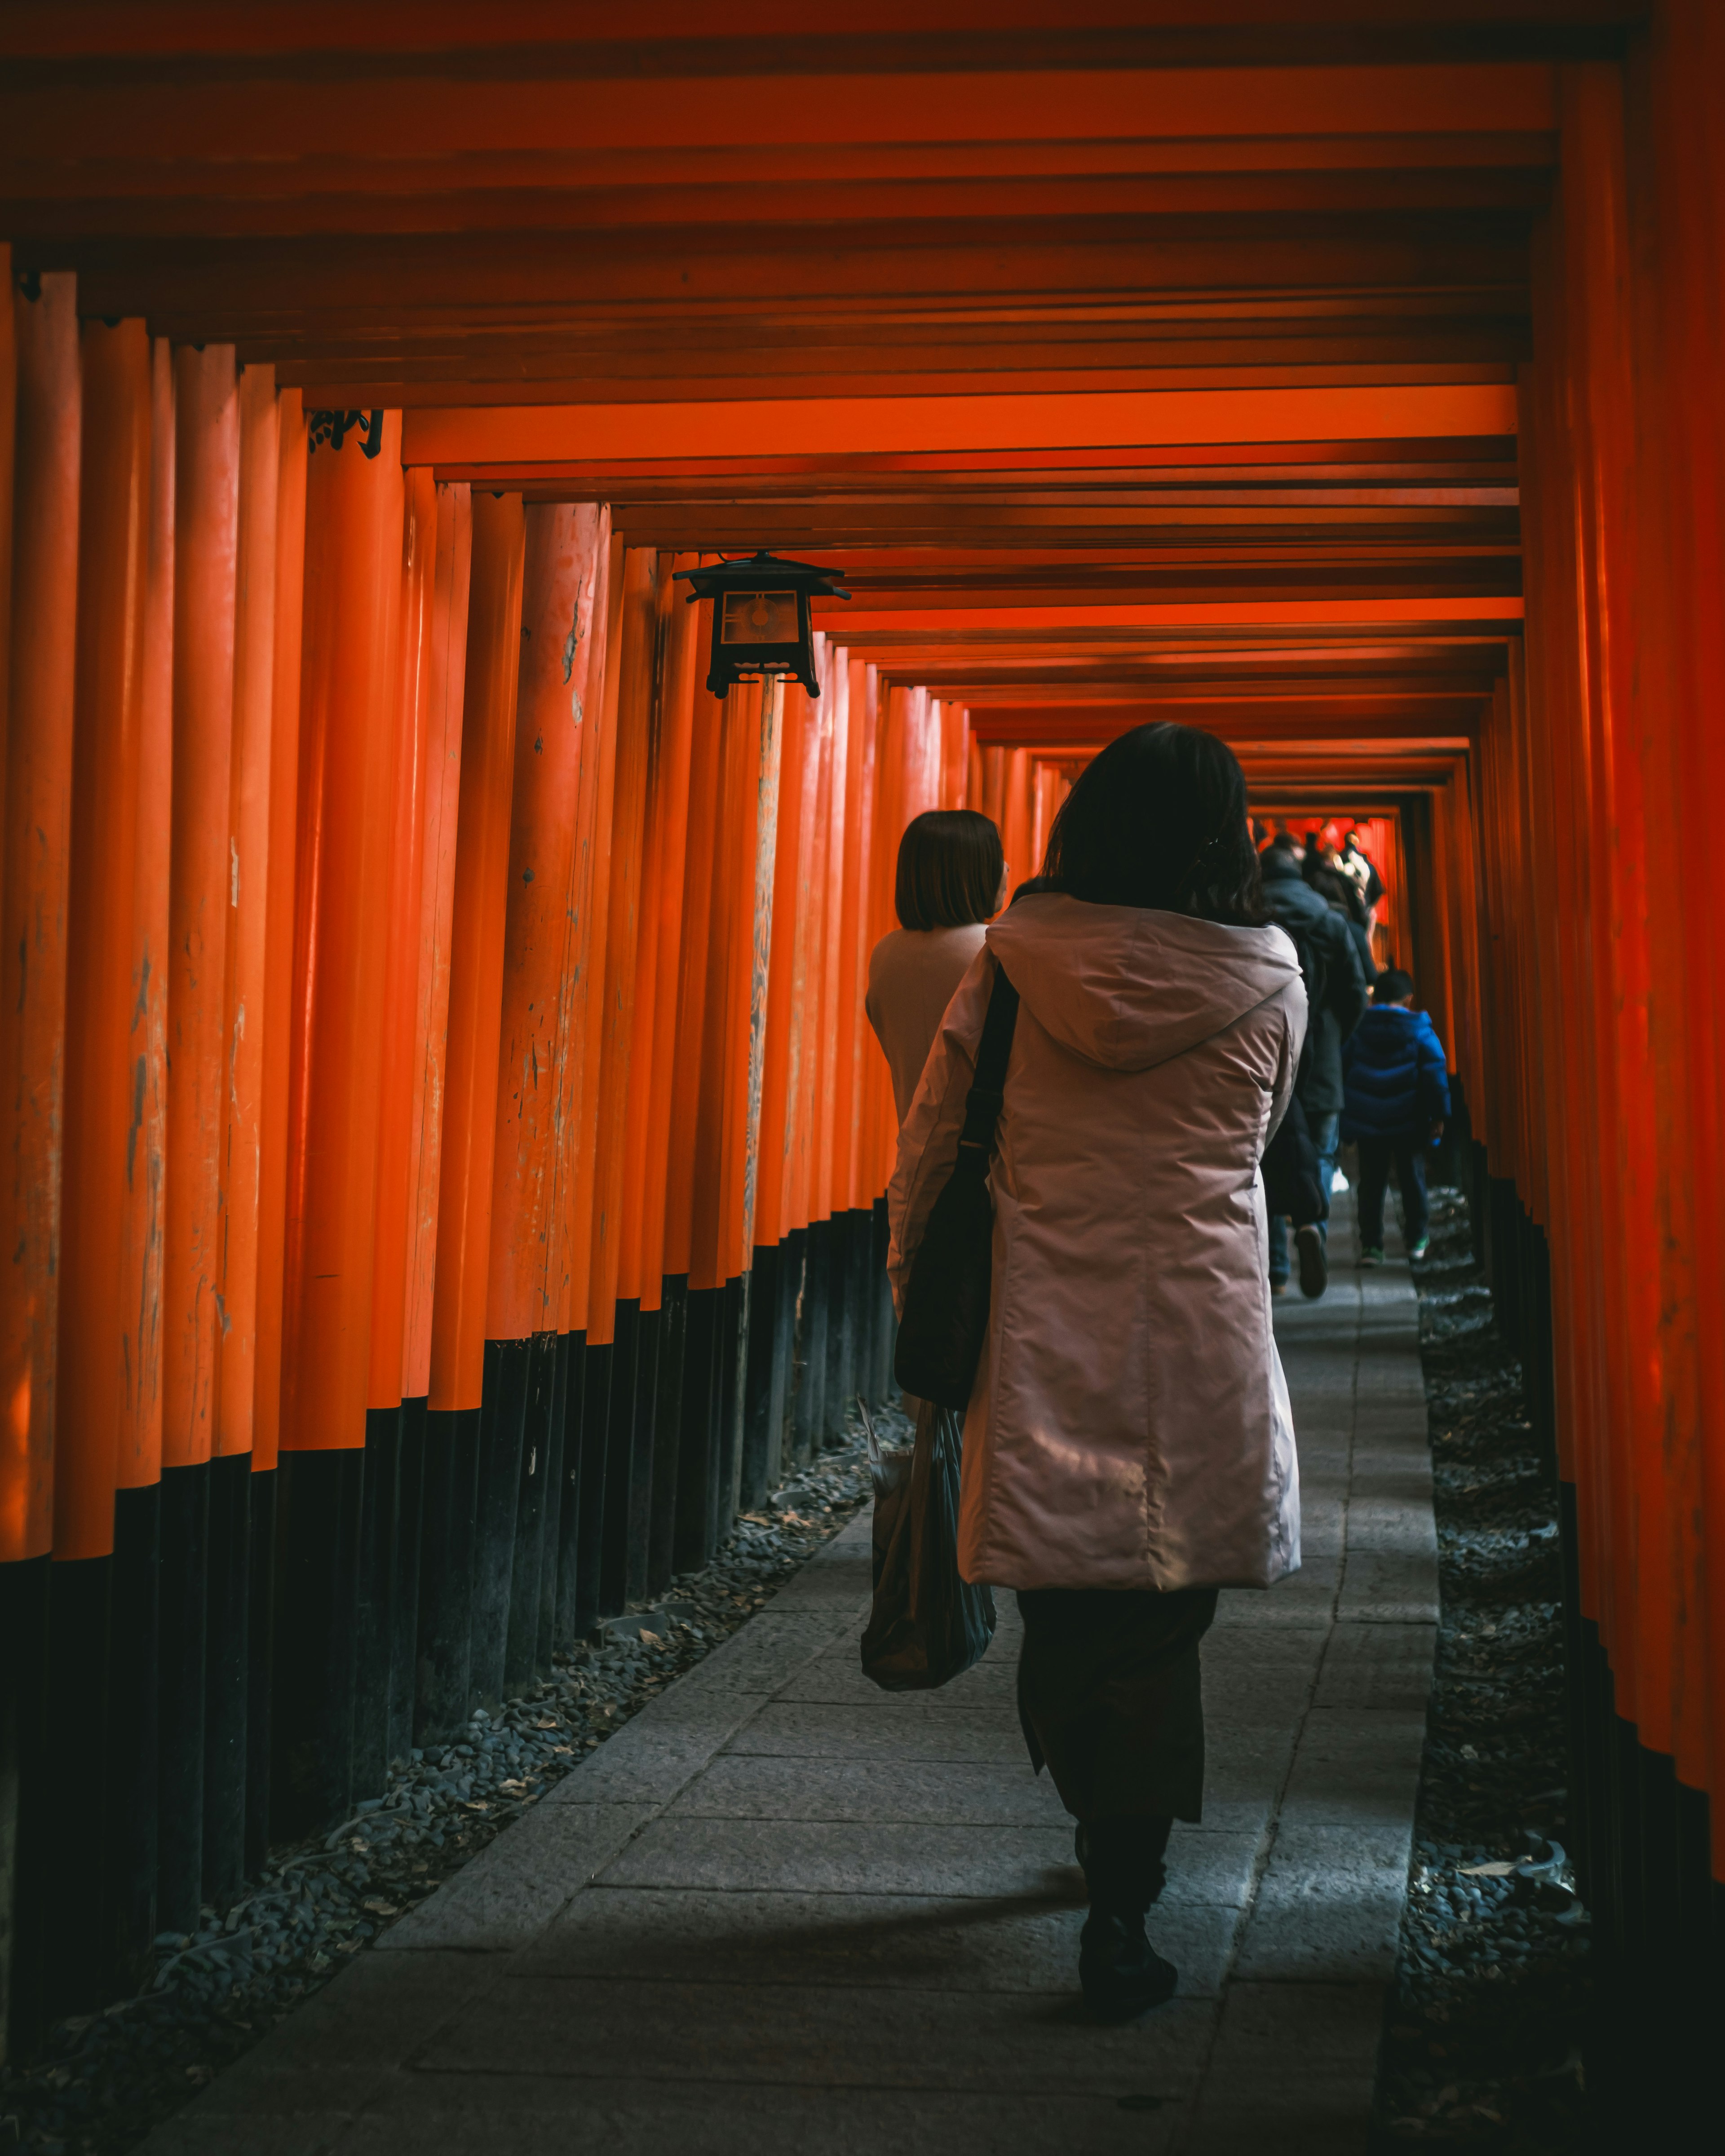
xmin=712 ymin=1273 xmax=748 ymax=1548
xmin=504 ymin=1333 xmax=557 ymax=1694
xmin=740 ymin=1242 xmax=781 ymax=1511
xmin=470 ymin=1342 xmax=529 ymax=1711
xmin=244 ymin=1468 xmax=274 ymax=1875
xmin=624 ymin=1304 xmax=661 ymax=1606
xmin=792 ymin=1222 xmax=829 ymax=1460
xmin=0 ymin=1552 xmax=51 ymax=2063
xmin=388 ymin=1410 xmax=423 ymax=1765
xmin=598 ymin=1303 xmax=640 ymax=1618
xmin=550 ymin=1333 xmax=588 ymax=1652
xmin=200 ymin=1452 xmax=251 ymax=1905
xmin=647 ymin=1281 xmax=687 ymax=1599
xmin=156 ymin=1461 xmax=210 ymax=1933
xmin=573 ymin=1341 xmax=613 ymax=1636
xmin=672 ymin=1292 xmax=719 ymax=1577
xmin=352 ymin=1407 xmax=400 ymax=1801
xmin=108 ymin=1482 xmax=161 ymax=1990
xmin=415 ymin=1407 xmax=478 ymax=1747
xmin=43 ymin=1555 xmax=111 ymax=2016
xmin=271 ymin=1448 xmax=363 ymax=1842
xmin=871 ymin=1197 xmax=894 ymax=1404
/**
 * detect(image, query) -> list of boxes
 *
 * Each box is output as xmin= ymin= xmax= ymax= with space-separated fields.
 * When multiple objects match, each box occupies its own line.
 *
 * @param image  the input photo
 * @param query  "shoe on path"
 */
xmin=1408 ymin=1237 xmax=1430 ymax=1260
xmin=1295 ymin=1223 xmax=1327 ymax=1299
xmin=1079 ymin=1909 xmax=1179 ymax=2022
xmin=1358 ymin=1247 xmax=1384 ymax=1267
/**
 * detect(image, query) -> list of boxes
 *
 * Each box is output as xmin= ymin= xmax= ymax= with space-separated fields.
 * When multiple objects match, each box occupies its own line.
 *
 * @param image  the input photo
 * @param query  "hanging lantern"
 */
xmin=673 ymin=550 xmax=849 ymax=699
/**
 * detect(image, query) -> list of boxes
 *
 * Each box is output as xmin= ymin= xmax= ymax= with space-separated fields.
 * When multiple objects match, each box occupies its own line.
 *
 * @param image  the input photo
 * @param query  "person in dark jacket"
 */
xmin=1310 ymin=864 xmax=1376 ymax=990
xmin=1340 ymin=968 xmax=1451 ymax=1264
xmin=1258 ymin=833 xmax=1370 ymax=1290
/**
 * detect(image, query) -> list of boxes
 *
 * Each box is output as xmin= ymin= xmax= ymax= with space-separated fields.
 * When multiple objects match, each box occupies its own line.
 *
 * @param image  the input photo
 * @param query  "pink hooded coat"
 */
xmin=887 ymin=892 xmax=1307 ymax=1594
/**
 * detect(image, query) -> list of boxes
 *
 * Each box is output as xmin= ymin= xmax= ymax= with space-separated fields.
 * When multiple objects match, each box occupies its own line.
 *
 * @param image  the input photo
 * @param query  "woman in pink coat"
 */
xmin=888 ymin=723 xmax=1306 ymax=2021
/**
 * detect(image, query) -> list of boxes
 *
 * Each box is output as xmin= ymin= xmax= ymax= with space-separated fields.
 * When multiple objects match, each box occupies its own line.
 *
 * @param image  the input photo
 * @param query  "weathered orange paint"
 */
xmin=367 ymin=464 xmax=438 ymax=1410
xmin=584 ymin=548 xmax=658 ymax=1344
xmin=558 ymin=531 xmax=624 ymax=1338
xmin=117 ymin=337 xmax=177 ymax=1493
xmin=163 ymin=343 xmax=239 ymax=1470
xmin=400 ymin=481 xmax=471 ymax=1400
xmin=250 ymin=385 xmax=307 ymax=1475
xmin=486 ymin=502 xmax=606 ymax=1341
xmin=428 ymin=488 xmax=523 ymax=1411
xmin=56 ymin=316 xmax=152 ymax=1561
xmin=662 ymin=617 xmax=724 ymax=1286
xmin=1 ymin=272 xmax=80 ymax=1564
xmin=214 ymin=361 xmax=281 ymax=1458
xmin=279 ymin=413 xmax=406 ymax=1451
xmin=624 ymin=553 xmax=700 ymax=1310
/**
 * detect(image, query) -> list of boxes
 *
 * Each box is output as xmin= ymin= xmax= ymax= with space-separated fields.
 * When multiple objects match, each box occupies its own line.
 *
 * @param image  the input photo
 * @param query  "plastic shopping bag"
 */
xmin=859 ymin=1397 xmax=996 ymax=1691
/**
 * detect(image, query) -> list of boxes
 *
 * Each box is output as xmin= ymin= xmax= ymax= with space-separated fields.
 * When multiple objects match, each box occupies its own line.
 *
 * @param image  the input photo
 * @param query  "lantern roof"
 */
xmin=673 ymin=551 xmax=850 ymax=603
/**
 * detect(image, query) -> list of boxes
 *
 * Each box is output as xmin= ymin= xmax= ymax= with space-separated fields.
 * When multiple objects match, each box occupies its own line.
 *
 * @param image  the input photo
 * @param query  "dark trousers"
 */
xmin=1358 ymin=1135 xmax=1429 ymax=1250
xmin=1015 ymin=1585 xmax=1217 ymax=1822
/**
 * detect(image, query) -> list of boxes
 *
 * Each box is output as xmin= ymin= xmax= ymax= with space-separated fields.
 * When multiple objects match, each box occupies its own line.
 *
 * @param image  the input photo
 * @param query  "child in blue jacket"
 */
xmin=1340 ymin=968 xmax=1451 ymax=1264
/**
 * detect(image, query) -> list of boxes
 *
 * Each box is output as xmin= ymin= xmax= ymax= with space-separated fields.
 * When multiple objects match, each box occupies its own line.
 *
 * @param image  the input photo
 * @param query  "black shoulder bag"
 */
xmin=893 ymin=965 xmax=1019 ymax=1411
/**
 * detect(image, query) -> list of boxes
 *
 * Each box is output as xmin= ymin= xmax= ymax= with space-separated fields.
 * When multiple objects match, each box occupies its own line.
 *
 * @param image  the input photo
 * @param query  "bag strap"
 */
xmin=955 ymin=963 xmax=1019 ymax=1156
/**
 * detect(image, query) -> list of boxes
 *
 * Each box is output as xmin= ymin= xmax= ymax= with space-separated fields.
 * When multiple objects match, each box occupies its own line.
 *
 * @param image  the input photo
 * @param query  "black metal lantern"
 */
xmin=673 ymin=550 xmax=849 ymax=699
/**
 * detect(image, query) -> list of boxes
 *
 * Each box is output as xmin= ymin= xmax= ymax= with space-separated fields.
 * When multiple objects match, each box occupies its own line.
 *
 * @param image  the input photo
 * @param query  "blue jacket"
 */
xmin=1340 ymin=1005 xmax=1451 ymax=1143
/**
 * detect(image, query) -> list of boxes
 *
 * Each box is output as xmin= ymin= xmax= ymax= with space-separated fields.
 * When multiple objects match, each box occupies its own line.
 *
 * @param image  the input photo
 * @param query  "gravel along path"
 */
xmin=1376 ymin=1184 xmax=1590 ymax=2152
xmin=0 ymin=1415 xmax=884 ymax=2156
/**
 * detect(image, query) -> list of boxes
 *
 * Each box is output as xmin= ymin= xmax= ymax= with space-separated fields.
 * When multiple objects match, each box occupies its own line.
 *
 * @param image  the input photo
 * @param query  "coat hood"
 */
xmin=986 ymin=891 xmax=1301 ymax=1074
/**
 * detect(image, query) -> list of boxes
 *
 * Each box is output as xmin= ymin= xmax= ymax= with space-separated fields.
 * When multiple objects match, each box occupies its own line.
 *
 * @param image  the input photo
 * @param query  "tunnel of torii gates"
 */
xmin=0 ymin=0 xmax=1721 ymax=2087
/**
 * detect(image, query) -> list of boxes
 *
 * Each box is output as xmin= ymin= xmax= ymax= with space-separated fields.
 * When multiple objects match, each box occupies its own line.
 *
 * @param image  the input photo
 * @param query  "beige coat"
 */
xmin=867 ymin=923 xmax=989 ymax=1125
xmin=888 ymin=893 xmax=1307 ymax=1593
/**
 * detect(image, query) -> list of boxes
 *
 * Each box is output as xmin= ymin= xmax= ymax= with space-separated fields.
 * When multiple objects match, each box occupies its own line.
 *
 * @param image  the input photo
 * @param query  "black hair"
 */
xmin=893 ymin=809 xmax=1004 ymax=932
xmin=1374 ymin=968 xmax=1416 ymax=1004
xmin=1267 ymin=829 xmax=1298 ymax=853
xmin=1041 ymin=722 xmax=1266 ymax=927
xmin=1310 ymin=864 xmax=1366 ymax=927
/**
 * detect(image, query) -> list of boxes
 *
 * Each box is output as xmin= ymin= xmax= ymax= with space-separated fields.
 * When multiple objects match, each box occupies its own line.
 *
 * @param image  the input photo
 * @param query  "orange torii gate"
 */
xmin=0 ymin=3 xmax=1721 ymax=2125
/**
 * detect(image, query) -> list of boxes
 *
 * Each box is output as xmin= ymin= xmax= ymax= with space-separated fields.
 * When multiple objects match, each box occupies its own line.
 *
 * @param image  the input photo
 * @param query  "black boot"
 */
xmin=1074 ymin=1815 xmax=1178 ymax=2022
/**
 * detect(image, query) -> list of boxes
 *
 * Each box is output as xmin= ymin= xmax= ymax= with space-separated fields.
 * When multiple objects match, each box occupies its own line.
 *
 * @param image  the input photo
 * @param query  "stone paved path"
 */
xmin=145 ymin=1194 xmax=1436 ymax=2155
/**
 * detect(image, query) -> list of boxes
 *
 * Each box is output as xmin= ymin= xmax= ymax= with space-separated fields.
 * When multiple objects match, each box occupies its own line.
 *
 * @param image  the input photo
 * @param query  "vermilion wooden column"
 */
xmin=484 ymin=501 xmax=605 ymax=1685
xmin=348 ymin=463 xmax=438 ymax=1794
xmin=112 ymin=333 xmax=177 ymax=1973
xmin=401 ymin=481 xmax=472 ymax=1406
xmin=553 ymin=533 xmax=624 ymax=1638
xmin=662 ymin=625 xmax=725 ymax=1583
xmin=215 ymin=363 xmax=281 ymax=1462
xmin=1 ymin=270 xmax=79 ymax=1575
xmin=614 ymin=551 xmax=699 ymax=1601
xmin=58 ymin=318 xmax=151 ymax=1568
xmin=422 ymin=487 xmax=522 ymax=1727
xmin=274 ymin=410 xmax=405 ymax=1839
xmin=1629 ymin=0 xmax=1725 ymax=1888
xmin=400 ymin=480 xmax=473 ymax=1743
xmin=429 ymin=490 xmax=526 ymax=1417
xmin=43 ymin=314 xmax=150 ymax=2013
xmin=585 ymin=548 xmax=658 ymax=1618
xmin=156 ymin=343 xmax=241 ymax=1925
xmin=0 ymin=267 xmax=80 ymax=2049
xmin=813 ymin=649 xmax=859 ymax=1437
xmin=164 ymin=344 xmax=239 ymax=1474
xmin=245 ymin=383 xmax=306 ymax=1870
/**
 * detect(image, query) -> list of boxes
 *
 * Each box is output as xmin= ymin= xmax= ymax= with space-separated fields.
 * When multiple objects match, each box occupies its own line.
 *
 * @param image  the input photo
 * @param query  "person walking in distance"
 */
xmin=888 ymin=723 xmax=1307 ymax=2022
xmin=1340 ymin=968 xmax=1451 ymax=1264
xmin=1256 ymin=831 xmax=1368 ymax=1295
xmin=866 ymin=809 xmax=1007 ymax=1127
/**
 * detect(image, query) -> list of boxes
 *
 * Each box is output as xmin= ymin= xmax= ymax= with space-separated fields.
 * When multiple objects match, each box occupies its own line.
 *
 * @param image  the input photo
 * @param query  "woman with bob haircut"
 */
xmin=866 ymin=808 xmax=1007 ymax=1126
xmin=888 ymin=723 xmax=1307 ymax=2022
